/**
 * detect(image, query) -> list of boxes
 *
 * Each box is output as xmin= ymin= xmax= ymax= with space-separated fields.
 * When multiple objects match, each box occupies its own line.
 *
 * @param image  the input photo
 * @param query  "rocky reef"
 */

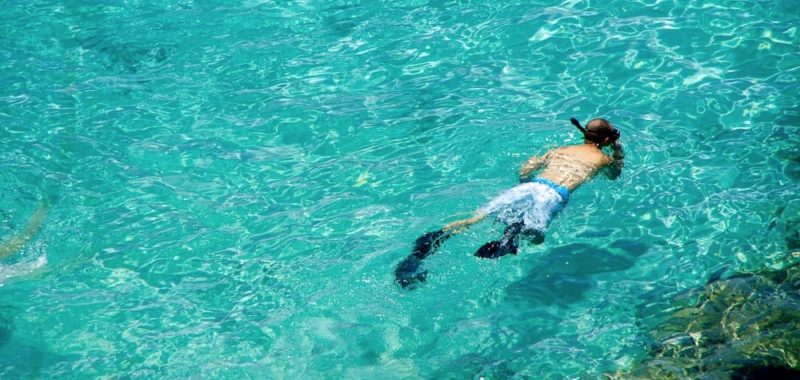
xmin=611 ymin=261 xmax=800 ymax=379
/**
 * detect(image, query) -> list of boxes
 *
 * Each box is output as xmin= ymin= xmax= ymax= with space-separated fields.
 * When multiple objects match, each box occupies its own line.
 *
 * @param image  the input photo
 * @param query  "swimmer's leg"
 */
xmin=443 ymin=212 xmax=486 ymax=234
xmin=475 ymin=222 xmax=524 ymax=259
xmin=395 ymin=212 xmax=486 ymax=288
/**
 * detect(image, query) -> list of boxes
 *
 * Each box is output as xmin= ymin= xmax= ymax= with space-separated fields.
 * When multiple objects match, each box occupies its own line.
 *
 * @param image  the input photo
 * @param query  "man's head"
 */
xmin=570 ymin=117 xmax=620 ymax=147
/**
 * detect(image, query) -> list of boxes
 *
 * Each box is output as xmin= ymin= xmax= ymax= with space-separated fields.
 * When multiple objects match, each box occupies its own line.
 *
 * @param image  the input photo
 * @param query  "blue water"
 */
xmin=1 ymin=1 xmax=798 ymax=378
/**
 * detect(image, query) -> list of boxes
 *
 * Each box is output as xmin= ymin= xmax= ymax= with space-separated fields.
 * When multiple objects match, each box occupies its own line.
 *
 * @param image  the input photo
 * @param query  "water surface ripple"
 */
xmin=0 ymin=0 xmax=798 ymax=378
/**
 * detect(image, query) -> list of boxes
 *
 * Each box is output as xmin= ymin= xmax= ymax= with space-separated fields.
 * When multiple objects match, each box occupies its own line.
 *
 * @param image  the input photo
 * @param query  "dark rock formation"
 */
xmin=610 ymin=262 xmax=800 ymax=379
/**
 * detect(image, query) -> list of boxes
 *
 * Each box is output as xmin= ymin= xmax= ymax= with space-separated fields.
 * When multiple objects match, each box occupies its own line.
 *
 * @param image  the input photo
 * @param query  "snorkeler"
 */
xmin=395 ymin=117 xmax=625 ymax=288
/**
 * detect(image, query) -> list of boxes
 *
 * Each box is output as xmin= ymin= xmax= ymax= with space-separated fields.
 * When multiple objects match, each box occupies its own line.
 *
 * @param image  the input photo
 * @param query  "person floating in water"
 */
xmin=395 ymin=117 xmax=625 ymax=288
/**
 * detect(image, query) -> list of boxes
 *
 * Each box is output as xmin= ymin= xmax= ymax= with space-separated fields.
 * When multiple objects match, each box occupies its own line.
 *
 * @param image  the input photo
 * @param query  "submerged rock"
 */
xmin=611 ymin=263 xmax=800 ymax=379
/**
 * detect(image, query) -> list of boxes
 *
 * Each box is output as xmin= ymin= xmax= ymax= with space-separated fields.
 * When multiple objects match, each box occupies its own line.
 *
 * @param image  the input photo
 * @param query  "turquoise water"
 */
xmin=1 ymin=0 xmax=798 ymax=378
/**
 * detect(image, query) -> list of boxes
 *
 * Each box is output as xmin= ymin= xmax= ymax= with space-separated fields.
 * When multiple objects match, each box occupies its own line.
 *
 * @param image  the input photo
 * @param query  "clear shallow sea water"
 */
xmin=1 ymin=0 xmax=798 ymax=378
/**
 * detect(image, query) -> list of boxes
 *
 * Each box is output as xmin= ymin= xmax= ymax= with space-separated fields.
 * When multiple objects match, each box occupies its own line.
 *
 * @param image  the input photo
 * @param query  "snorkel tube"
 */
xmin=570 ymin=117 xmax=587 ymax=134
xmin=569 ymin=116 xmax=620 ymax=146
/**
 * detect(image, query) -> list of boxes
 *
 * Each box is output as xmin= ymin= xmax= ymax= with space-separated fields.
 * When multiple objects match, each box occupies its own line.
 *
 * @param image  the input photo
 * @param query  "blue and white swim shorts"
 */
xmin=479 ymin=178 xmax=570 ymax=232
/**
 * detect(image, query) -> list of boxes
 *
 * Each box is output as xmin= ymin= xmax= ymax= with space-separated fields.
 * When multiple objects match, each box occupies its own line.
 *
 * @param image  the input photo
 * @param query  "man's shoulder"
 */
xmin=552 ymin=145 xmax=612 ymax=163
xmin=551 ymin=144 xmax=595 ymax=154
xmin=549 ymin=144 xmax=580 ymax=153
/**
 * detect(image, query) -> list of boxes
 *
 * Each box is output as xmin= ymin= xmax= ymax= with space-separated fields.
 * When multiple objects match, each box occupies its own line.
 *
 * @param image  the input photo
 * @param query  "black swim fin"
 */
xmin=412 ymin=230 xmax=449 ymax=260
xmin=475 ymin=222 xmax=523 ymax=259
xmin=394 ymin=256 xmax=428 ymax=288
xmin=474 ymin=240 xmax=518 ymax=259
xmin=395 ymin=230 xmax=451 ymax=288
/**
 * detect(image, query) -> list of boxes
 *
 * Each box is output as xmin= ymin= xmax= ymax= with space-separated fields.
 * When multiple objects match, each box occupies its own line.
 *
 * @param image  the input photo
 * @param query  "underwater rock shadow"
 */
xmin=0 ymin=311 xmax=12 ymax=349
xmin=785 ymin=219 xmax=800 ymax=250
xmin=611 ymin=261 xmax=800 ymax=379
xmin=0 ymin=307 xmax=77 ymax=377
xmin=321 ymin=3 xmax=368 ymax=37
xmin=68 ymin=33 xmax=169 ymax=74
xmin=430 ymin=353 xmax=517 ymax=380
xmin=506 ymin=240 xmax=649 ymax=307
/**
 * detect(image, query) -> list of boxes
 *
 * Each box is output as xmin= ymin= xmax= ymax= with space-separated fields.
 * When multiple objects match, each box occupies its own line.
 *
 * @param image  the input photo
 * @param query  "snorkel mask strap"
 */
xmin=570 ymin=117 xmax=601 ymax=147
xmin=570 ymin=117 xmax=620 ymax=146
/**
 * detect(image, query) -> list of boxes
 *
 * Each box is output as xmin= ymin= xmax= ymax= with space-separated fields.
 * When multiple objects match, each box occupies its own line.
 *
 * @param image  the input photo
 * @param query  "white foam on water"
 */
xmin=0 ymin=254 xmax=47 ymax=285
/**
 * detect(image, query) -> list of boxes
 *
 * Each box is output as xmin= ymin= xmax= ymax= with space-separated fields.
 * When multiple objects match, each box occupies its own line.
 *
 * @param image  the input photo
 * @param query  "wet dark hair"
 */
xmin=570 ymin=117 xmax=620 ymax=144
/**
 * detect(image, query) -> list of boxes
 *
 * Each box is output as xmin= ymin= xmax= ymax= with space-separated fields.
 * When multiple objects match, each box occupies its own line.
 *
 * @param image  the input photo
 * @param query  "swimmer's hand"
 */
xmin=605 ymin=142 xmax=624 ymax=179
xmin=612 ymin=142 xmax=624 ymax=157
xmin=612 ymin=142 xmax=624 ymax=166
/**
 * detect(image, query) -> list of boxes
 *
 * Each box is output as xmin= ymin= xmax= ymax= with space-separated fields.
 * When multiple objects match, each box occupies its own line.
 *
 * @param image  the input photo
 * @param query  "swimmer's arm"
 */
xmin=604 ymin=143 xmax=625 ymax=180
xmin=519 ymin=154 xmax=547 ymax=182
xmin=0 ymin=203 xmax=48 ymax=260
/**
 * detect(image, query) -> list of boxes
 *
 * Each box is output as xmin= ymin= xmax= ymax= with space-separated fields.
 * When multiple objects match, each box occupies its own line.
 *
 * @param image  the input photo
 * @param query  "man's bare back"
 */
xmin=525 ymin=144 xmax=617 ymax=192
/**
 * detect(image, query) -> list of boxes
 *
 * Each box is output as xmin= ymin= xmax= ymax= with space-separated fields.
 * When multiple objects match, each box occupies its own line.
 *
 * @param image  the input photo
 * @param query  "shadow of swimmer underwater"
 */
xmin=0 ymin=202 xmax=48 ymax=264
xmin=395 ymin=117 xmax=626 ymax=288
